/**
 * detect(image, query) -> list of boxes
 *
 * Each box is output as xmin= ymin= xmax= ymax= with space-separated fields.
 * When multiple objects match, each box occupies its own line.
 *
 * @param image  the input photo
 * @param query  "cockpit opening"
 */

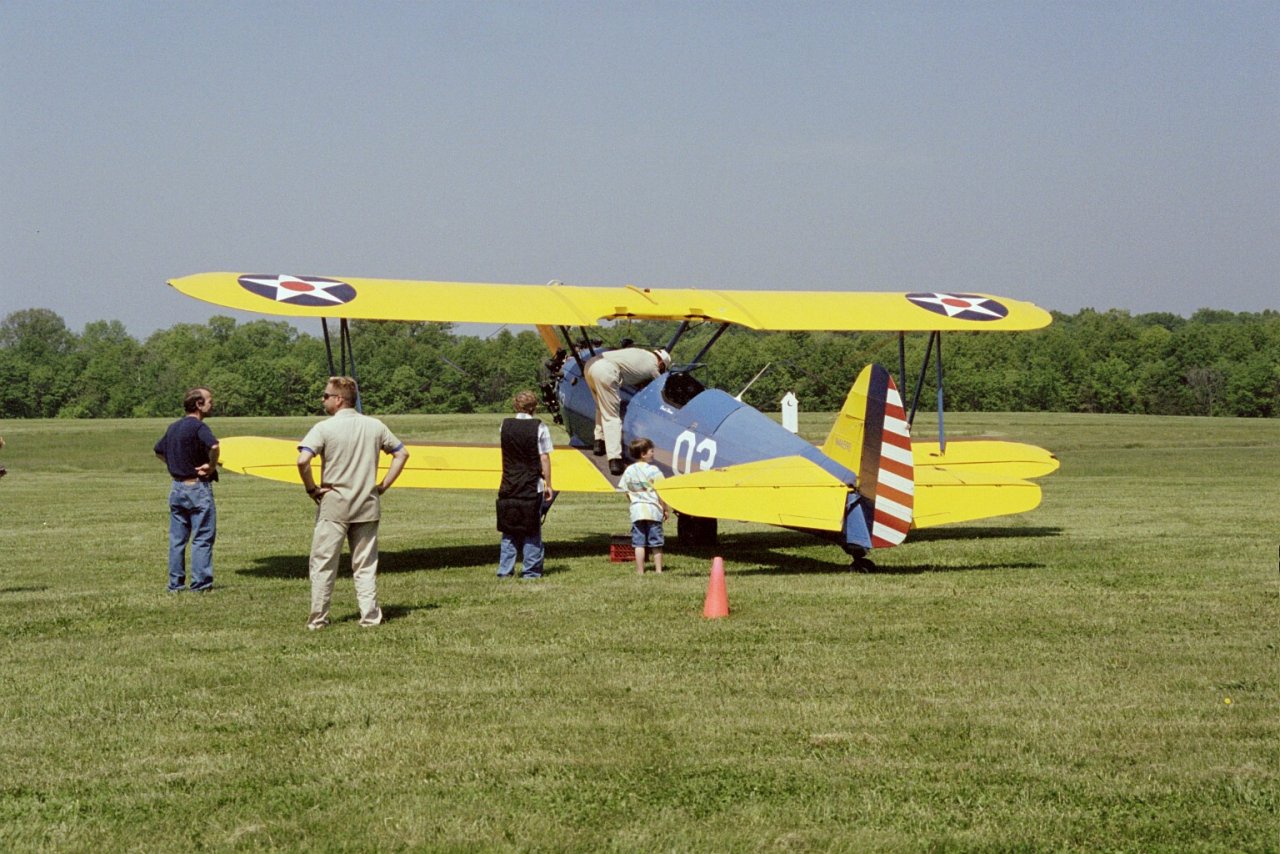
xmin=662 ymin=370 xmax=705 ymax=408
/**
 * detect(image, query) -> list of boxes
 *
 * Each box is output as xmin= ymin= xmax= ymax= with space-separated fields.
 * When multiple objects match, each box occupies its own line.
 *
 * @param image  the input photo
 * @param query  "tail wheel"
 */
xmin=843 ymin=544 xmax=877 ymax=573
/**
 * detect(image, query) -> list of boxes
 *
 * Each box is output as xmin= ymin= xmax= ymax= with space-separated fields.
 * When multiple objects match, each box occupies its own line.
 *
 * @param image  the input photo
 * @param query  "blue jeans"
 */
xmin=168 ymin=481 xmax=215 ymax=591
xmin=498 ymin=528 xmax=544 ymax=578
xmin=631 ymin=520 xmax=665 ymax=549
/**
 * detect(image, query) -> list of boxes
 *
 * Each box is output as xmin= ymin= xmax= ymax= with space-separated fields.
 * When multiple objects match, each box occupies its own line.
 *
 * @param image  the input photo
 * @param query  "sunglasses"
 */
xmin=321 ymin=392 xmax=338 ymax=400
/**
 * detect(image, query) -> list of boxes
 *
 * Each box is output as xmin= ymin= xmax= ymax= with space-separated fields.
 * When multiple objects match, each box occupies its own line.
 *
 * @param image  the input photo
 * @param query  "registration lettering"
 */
xmin=672 ymin=430 xmax=717 ymax=474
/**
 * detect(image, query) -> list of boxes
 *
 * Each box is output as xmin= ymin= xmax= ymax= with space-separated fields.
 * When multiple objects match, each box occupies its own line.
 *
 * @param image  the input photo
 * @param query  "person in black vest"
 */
xmin=496 ymin=390 xmax=554 ymax=578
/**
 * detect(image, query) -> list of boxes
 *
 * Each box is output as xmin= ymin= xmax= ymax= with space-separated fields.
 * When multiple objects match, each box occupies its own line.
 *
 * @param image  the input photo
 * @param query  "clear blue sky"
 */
xmin=2 ymin=1 xmax=1276 ymax=336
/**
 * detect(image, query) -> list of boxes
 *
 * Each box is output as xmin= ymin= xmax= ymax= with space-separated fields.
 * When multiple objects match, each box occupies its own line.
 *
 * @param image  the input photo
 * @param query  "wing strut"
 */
xmin=906 ymin=331 xmax=935 ymax=428
xmin=689 ymin=322 xmax=731 ymax=365
xmin=897 ymin=332 xmax=908 ymax=406
xmin=904 ymin=332 xmax=948 ymax=453
xmin=579 ymin=327 xmax=599 ymax=358
xmin=558 ymin=325 xmax=586 ymax=374
xmin=320 ymin=318 xmax=363 ymax=412
xmin=664 ymin=320 xmax=691 ymax=354
xmin=934 ymin=332 xmax=946 ymax=453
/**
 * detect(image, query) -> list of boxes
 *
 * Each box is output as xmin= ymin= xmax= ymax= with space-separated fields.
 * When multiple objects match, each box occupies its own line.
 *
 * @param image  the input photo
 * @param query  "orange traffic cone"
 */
xmin=702 ymin=556 xmax=729 ymax=619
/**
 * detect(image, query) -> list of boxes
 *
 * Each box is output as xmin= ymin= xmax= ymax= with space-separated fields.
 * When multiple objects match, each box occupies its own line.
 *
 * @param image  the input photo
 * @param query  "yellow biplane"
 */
xmin=169 ymin=273 xmax=1058 ymax=568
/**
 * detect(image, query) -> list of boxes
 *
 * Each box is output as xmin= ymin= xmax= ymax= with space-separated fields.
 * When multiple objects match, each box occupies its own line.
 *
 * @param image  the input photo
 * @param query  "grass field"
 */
xmin=0 ymin=412 xmax=1276 ymax=851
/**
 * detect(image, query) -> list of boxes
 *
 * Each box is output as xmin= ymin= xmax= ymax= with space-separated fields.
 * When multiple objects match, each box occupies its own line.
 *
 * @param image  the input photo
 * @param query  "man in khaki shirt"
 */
xmin=584 ymin=347 xmax=670 ymax=475
xmin=297 ymin=376 xmax=409 ymax=630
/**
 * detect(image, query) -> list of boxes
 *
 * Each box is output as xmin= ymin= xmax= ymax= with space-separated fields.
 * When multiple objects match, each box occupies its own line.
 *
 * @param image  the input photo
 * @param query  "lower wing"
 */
xmin=217 ymin=436 xmax=616 ymax=493
xmin=654 ymin=456 xmax=851 ymax=532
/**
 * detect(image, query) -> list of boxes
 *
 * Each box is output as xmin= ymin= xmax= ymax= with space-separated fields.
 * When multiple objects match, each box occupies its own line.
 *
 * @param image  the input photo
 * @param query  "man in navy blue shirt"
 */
xmin=154 ymin=387 xmax=220 ymax=592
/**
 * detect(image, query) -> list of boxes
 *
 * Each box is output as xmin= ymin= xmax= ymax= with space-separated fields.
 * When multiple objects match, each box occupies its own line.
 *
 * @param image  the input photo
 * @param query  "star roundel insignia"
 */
xmin=906 ymin=292 xmax=1009 ymax=321
xmin=237 ymin=274 xmax=357 ymax=307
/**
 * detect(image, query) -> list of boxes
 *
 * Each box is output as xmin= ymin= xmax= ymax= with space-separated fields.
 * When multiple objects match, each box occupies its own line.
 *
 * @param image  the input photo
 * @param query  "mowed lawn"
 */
xmin=0 ymin=412 xmax=1275 ymax=851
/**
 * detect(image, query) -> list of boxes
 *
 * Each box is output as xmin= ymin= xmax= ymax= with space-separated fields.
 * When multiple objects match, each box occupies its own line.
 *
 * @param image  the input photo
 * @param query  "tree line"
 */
xmin=1 ymin=307 xmax=1276 ymax=419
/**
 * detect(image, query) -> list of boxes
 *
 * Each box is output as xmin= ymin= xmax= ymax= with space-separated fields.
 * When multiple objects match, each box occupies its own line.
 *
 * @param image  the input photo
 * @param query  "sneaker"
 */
xmin=593 ymin=440 xmax=606 ymax=457
xmin=608 ymin=458 xmax=626 ymax=476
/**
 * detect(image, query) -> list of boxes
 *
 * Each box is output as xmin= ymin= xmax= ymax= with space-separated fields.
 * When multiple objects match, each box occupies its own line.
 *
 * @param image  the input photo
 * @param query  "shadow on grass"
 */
xmin=237 ymin=535 xmax=621 ymax=579
xmin=0 ymin=586 xmax=50 ymax=594
xmin=327 ymin=602 xmax=440 ymax=626
xmin=238 ymin=526 xmax=1061 ymax=579
xmin=678 ymin=529 xmax=1055 ymax=576
xmin=907 ymin=525 xmax=1063 ymax=543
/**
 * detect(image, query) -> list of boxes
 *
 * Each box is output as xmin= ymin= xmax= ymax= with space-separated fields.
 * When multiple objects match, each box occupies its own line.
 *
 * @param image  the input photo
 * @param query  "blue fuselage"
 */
xmin=555 ymin=353 xmax=873 ymax=549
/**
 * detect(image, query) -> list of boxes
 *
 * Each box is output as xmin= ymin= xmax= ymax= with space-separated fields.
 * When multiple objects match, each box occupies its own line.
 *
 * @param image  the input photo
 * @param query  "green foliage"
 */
xmin=1 ymin=308 xmax=1277 ymax=418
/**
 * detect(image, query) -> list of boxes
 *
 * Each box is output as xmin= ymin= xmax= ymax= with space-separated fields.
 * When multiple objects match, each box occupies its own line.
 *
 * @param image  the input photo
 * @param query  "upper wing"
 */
xmin=169 ymin=273 xmax=1052 ymax=332
xmin=654 ymin=456 xmax=851 ymax=532
xmin=218 ymin=436 xmax=616 ymax=493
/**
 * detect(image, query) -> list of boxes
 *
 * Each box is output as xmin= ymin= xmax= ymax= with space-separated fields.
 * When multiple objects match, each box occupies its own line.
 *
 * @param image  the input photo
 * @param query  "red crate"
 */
xmin=610 ymin=535 xmax=634 ymax=563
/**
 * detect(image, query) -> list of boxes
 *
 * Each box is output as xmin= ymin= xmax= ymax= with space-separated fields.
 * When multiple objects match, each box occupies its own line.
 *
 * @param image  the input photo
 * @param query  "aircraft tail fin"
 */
xmin=822 ymin=364 xmax=915 ymax=548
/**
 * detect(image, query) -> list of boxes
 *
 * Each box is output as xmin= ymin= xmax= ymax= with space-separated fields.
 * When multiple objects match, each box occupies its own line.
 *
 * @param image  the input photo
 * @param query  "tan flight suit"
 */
xmin=584 ymin=348 xmax=667 ymax=461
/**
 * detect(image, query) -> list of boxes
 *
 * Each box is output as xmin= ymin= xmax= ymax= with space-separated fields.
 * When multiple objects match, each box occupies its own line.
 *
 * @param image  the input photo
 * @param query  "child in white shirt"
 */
xmin=617 ymin=437 xmax=669 ymax=574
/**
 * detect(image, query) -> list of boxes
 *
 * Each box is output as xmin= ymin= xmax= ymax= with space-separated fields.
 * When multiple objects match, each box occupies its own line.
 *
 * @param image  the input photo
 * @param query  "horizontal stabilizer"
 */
xmin=912 ymin=466 xmax=1043 ymax=528
xmin=217 ymin=436 xmax=616 ymax=493
xmin=913 ymin=439 xmax=1059 ymax=479
xmin=655 ymin=456 xmax=851 ymax=532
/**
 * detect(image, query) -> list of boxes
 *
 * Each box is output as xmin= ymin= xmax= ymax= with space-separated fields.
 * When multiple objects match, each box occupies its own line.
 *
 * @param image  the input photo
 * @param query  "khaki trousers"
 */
xmin=585 ymin=349 xmax=663 ymax=460
xmin=308 ymin=518 xmax=381 ymax=628
xmin=585 ymin=358 xmax=624 ymax=459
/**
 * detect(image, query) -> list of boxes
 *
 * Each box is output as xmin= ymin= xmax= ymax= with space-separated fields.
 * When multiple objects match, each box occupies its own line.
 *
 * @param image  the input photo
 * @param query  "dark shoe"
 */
xmin=593 ymin=440 xmax=606 ymax=457
xmin=609 ymin=458 xmax=626 ymax=476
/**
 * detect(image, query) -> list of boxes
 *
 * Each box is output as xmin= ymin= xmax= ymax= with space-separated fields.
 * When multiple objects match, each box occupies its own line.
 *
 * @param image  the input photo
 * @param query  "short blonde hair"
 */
xmin=327 ymin=376 xmax=358 ymax=406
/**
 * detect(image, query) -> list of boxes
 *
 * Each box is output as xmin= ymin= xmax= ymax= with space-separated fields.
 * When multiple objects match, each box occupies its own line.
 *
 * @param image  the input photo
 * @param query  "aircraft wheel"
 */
xmin=677 ymin=513 xmax=718 ymax=548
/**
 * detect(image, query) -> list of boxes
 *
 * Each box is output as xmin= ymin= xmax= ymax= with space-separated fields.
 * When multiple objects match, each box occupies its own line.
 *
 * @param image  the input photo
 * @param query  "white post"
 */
xmin=781 ymin=391 xmax=799 ymax=433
